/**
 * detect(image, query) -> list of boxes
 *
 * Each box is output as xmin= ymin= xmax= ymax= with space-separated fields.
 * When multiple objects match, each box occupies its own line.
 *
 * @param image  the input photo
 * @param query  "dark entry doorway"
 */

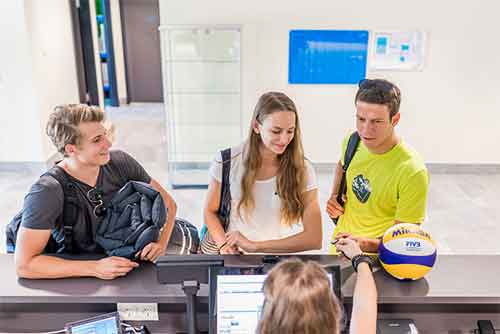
xmin=120 ymin=0 xmax=163 ymax=102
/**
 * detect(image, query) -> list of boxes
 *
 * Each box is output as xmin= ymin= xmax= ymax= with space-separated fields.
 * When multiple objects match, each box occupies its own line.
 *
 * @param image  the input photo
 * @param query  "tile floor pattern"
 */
xmin=1 ymin=103 xmax=499 ymax=254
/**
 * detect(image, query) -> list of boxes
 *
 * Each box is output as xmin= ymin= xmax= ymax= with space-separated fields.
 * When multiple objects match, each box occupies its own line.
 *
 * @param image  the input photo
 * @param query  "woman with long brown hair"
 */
xmin=258 ymin=238 xmax=377 ymax=334
xmin=202 ymin=91 xmax=322 ymax=254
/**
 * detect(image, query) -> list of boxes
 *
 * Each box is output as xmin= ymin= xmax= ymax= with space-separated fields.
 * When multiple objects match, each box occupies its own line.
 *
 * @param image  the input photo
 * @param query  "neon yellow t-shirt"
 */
xmin=329 ymin=133 xmax=429 ymax=254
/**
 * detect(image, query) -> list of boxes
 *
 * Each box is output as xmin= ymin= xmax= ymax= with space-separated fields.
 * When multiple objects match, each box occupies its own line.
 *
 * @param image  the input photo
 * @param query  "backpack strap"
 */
xmin=342 ymin=132 xmax=361 ymax=173
xmin=199 ymin=148 xmax=232 ymax=254
xmin=43 ymin=167 xmax=80 ymax=253
xmin=218 ymin=148 xmax=232 ymax=229
xmin=332 ymin=132 xmax=360 ymax=224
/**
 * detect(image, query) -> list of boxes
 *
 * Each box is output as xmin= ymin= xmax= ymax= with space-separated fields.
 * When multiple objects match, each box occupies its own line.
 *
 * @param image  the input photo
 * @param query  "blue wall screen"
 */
xmin=288 ymin=30 xmax=369 ymax=84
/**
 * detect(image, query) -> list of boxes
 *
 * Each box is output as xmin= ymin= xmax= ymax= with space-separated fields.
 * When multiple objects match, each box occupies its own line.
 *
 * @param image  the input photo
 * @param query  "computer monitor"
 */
xmin=208 ymin=263 xmax=341 ymax=334
xmin=65 ymin=312 xmax=121 ymax=334
xmin=155 ymin=254 xmax=224 ymax=284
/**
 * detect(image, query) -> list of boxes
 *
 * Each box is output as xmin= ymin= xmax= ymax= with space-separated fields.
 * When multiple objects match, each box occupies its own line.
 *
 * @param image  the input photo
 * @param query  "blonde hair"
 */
xmin=238 ymin=92 xmax=306 ymax=225
xmin=46 ymin=104 xmax=104 ymax=156
xmin=258 ymin=258 xmax=341 ymax=334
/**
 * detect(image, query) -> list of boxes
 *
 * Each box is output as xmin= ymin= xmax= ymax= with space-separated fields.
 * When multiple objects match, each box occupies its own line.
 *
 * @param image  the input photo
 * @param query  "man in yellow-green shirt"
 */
xmin=327 ymin=79 xmax=429 ymax=254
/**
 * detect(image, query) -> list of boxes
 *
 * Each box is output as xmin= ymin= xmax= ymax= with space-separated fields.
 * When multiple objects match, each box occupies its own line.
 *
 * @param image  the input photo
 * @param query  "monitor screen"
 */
xmin=217 ymin=274 xmax=267 ymax=334
xmin=66 ymin=312 xmax=121 ymax=334
xmin=213 ymin=268 xmax=334 ymax=334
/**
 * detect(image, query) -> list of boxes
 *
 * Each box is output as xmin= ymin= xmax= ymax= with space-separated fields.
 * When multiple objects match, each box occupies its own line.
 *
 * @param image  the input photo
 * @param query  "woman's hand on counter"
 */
xmin=336 ymin=237 xmax=363 ymax=259
xmin=225 ymin=231 xmax=257 ymax=253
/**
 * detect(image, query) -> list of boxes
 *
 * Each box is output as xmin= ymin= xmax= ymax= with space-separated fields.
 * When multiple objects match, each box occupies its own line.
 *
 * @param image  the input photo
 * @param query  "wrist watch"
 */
xmin=351 ymin=254 xmax=374 ymax=272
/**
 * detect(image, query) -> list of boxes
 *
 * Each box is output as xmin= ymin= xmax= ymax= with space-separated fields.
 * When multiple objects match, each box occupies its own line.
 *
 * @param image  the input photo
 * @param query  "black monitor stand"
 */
xmin=182 ymin=280 xmax=201 ymax=334
xmin=155 ymin=255 xmax=224 ymax=334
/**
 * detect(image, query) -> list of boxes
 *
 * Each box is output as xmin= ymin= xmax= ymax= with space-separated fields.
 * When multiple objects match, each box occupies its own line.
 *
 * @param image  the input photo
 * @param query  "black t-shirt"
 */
xmin=20 ymin=150 xmax=151 ymax=253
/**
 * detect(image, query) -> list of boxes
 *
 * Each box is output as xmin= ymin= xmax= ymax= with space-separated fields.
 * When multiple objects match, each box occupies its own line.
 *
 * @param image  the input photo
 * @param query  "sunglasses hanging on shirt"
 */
xmin=87 ymin=188 xmax=107 ymax=217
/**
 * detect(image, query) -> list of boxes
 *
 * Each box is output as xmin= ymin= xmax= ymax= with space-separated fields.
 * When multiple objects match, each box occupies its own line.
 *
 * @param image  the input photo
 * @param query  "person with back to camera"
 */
xmin=258 ymin=237 xmax=377 ymax=334
xmin=327 ymin=79 xmax=429 ymax=254
xmin=202 ymin=91 xmax=322 ymax=254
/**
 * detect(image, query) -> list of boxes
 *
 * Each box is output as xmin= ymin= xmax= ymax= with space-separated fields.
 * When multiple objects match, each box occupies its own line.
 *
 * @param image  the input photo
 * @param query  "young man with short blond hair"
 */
xmin=15 ymin=104 xmax=177 ymax=279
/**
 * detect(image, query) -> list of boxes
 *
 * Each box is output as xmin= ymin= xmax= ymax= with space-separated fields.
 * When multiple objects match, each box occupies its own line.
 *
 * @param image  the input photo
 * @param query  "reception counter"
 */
xmin=1 ymin=254 xmax=499 ymax=333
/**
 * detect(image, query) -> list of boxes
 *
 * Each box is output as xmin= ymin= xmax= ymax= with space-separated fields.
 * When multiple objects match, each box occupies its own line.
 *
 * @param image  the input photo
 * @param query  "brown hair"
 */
xmin=238 ymin=91 xmax=306 ymax=226
xmin=258 ymin=258 xmax=341 ymax=334
xmin=355 ymin=79 xmax=401 ymax=118
xmin=46 ymin=104 xmax=104 ymax=156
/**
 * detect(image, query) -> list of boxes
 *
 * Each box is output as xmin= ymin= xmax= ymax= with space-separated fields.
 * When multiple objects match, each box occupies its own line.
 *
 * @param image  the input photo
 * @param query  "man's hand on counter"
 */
xmin=92 ymin=256 xmax=139 ymax=280
xmin=335 ymin=232 xmax=381 ymax=253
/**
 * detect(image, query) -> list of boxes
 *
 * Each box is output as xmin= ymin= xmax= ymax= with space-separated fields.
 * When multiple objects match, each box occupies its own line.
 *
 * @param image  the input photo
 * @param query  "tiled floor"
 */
xmin=1 ymin=103 xmax=499 ymax=254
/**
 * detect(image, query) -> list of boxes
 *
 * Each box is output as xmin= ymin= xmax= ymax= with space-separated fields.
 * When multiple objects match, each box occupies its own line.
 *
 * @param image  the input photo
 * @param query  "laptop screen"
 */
xmin=215 ymin=271 xmax=334 ymax=334
xmin=66 ymin=312 xmax=121 ymax=334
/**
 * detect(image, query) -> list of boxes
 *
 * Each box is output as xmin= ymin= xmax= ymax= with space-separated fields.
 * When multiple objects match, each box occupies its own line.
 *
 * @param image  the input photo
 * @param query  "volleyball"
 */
xmin=379 ymin=223 xmax=437 ymax=280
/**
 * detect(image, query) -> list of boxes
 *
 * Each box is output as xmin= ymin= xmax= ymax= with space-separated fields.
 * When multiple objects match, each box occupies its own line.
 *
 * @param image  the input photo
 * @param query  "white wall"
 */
xmin=160 ymin=0 xmax=500 ymax=164
xmin=24 ymin=0 xmax=81 ymax=160
xmin=110 ymin=0 xmax=128 ymax=104
xmin=0 ymin=1 xmax=80 ymax=163
xmin=0 ymin=1 xmax=44 ymax=162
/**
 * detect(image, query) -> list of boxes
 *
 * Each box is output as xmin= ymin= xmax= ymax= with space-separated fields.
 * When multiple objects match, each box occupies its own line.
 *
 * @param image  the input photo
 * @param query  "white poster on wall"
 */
xmin=368 ymin=31 xmax=426 ymax=71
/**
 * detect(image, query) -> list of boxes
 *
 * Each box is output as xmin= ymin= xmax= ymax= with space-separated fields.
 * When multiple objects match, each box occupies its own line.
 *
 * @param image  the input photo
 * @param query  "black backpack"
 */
xmin=5 ymin=167 xmax=82 ymax=254
xmin=166 ymin=217 xmax=201 ymax=255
